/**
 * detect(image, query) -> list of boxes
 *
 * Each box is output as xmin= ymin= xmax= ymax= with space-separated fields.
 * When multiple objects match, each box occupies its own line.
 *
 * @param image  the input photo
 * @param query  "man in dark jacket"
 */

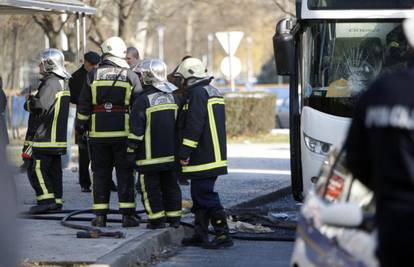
xmin=345 ymin=19 xmax=414 ymax=267
xmin=0 ymin=76 xmax=8 ymax=145
xmin=76 ymin=36 xmax=142 ymax=227
xmin=174 ymin=57 xmax=233 ymax=249
xmin=69 ymin=52 xmax=100 ymax=193
xmin=128 ymin=58 xmax=182 ymax=229
xmin=24 ymin=48 xmax=71 ymax=214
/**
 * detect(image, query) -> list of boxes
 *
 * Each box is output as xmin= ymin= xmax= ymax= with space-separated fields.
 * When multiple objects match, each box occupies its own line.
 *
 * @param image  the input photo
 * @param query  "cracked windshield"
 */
xmin=303 ymin=22 xmax=409 ymax=117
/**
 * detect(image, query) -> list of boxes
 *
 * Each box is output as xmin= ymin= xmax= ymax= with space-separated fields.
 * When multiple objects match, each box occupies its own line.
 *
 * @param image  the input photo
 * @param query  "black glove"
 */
xmin=75 ymin=119 xmax=89 ymax=136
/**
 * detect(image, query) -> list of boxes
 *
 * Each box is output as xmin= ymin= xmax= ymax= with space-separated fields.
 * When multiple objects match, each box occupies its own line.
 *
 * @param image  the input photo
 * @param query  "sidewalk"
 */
xmin=15 ymin=143 xmax=291 ymax=266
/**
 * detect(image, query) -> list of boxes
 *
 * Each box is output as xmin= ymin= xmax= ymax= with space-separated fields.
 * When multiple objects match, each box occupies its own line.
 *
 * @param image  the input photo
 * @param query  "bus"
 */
xmin=273 ymin=0 xmax=414 ymax=201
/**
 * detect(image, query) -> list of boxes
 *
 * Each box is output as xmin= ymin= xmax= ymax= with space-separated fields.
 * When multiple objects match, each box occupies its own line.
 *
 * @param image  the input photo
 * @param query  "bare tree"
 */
xmin=32 ymin=14 xmax=72 ymax=49
xmin=272 ymin=0 xmax=296 ymax=17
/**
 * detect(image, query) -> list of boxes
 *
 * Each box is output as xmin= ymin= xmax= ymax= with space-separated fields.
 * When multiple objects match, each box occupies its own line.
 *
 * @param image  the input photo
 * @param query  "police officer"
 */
xmin=345 ymin=19 xmax=414 ymax=267
xmin=69 ymin=52 xmax=100 ymax=193
xmin=76 ymin=36 xmax=142 ymax=227
xmin=24 ymin=49 xmax=71 ymax=214
xmin=128 ymin=59 xmax=182 ymax=229
xmin=175 ymin=57 xmax=233 ymax=249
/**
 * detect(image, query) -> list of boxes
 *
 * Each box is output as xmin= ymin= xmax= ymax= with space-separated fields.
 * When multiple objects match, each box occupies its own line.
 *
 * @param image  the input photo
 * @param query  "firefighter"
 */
xmin=127 ymin=58 xmax=182 ymax=229
xmin=167 ymin=55 xmax=192 ymax=186
xmin=76 ymin=36 xmax=142 ymax=227
xmin=344 ymin=18 xmax=414 ymax=267
xmin=174 ymin=57 xmax=233 ymax=249
xmin=24 ymin=48 xmax=71 ymax=214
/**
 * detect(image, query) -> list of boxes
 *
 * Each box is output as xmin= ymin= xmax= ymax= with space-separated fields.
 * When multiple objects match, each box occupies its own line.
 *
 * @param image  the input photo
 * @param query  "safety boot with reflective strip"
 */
xmin=203 ymin=210 xmax=233 ymax=249
xmin=182 ymin=210 xmax=209 ymax=247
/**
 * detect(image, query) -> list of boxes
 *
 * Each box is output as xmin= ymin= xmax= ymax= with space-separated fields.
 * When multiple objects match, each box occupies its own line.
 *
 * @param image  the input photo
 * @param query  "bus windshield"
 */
xmin=308 ymin=0 xmax=414 ymax=10
xmin=302 ymin=22 xmax=409 ymax=117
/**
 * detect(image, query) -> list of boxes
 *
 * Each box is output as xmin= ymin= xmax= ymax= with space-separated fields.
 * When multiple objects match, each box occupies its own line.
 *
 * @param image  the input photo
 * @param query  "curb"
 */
xmin=230 ymin=186 xmax=291 ymax=209
xmin=94 ymin=187 xmax=291 ymax=267
xmin=96 ymin=226 xmax=192 ymax=267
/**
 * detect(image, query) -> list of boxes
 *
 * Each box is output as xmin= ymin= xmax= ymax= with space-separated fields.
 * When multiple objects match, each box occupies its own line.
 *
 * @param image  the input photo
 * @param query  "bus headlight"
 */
xmin=304 ymin=134 xmax=331 ymax=155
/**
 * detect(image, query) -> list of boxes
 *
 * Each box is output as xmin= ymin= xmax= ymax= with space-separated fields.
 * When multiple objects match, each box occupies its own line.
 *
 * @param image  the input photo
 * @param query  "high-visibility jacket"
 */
xmin=128 ymin=86 xmax=179 ymax=172
xmin=24 ymin=74 xmax=70 ymax=155
xmin=76 ymin=60 xmax=142 ymax=142
xmin=178 ymin=78 xmax=228 ymax=179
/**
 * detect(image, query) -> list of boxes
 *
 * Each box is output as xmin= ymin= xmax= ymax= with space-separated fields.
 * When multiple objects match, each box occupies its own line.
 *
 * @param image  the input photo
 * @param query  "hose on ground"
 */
xmin=20 ymin=208 xmax=296 ymax=241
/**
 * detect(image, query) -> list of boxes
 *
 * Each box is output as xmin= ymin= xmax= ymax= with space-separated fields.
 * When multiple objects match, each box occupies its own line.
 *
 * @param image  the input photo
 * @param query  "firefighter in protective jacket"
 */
xmin=76 ymin=36 xmax=142 ymax=227
xmin=128 ymin=59 xmax=182 ymax=229
xmin=174 ymin=57 xmax=233 ymax=249
xmin=24 ymin=48 xmax=71 ymax=214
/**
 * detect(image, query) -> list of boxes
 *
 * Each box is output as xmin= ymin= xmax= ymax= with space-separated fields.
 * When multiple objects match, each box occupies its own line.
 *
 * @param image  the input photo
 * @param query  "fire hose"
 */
xmin=19 ymin=207 xmax=296 ymax=241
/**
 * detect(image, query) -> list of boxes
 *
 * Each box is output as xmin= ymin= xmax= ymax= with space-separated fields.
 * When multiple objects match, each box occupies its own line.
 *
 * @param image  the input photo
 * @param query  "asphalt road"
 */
xmin=155 ymin=240 xmax=293 ymax=267
xmin=14 ymin=142 xmax=294 ymax=264
xmin=154 ymin=143 xmax=295 ymax=267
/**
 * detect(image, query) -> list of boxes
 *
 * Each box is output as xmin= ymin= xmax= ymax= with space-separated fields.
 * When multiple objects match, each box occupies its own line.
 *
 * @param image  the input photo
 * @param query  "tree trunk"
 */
xmin=132 ymin=0 xmax=154 ymax=57
xmin=185 ymin=8 xmax=195 ymax=55
xmin=118 ymin=0 xmax=129 ymax=41
xmin=10 ymin=25 xmax=18 ymax=89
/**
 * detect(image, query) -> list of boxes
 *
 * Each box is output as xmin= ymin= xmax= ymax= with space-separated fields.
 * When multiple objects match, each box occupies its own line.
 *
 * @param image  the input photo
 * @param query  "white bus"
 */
xmin=273 ymin=0 xmax=414 ymax=201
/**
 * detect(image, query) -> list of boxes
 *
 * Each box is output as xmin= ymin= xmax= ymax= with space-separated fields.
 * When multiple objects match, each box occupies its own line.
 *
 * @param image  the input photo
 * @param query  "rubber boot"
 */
xmin=91 ymin=215 xmax=107 ymax=227
xmin=122 ymin=215 xmax=140 ymax=227
xmin=29 ymin=203 xmax=59 ymax=214
xmin=182 ymin=210 xmax=209 ymax=247
xmin=146 ymin=218 xmax=166 ymax=229
xmin=203 ymin=210 xmax=233 ymax=249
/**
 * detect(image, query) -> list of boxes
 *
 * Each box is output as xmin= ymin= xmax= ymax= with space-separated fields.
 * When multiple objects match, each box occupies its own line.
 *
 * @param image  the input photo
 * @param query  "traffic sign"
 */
xmin=220 ymin=56 xmax=242 ymax=78
xmin=215 ymin=31 xmax=244 ymax=56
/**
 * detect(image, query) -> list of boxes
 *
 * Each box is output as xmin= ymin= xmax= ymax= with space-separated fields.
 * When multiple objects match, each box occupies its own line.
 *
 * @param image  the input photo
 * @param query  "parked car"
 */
xmin=262 ymin=87 xmax=289 ymax=128
xmin=290 ymin=149 xmax=378 ymax=267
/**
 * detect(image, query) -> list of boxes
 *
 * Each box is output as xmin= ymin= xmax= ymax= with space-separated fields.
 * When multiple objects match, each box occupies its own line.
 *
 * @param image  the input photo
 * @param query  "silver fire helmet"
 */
xmin=40 ymin=48 xmax=71 ymax=79
xmin=138 ymin=58 xmax=177 ymax=93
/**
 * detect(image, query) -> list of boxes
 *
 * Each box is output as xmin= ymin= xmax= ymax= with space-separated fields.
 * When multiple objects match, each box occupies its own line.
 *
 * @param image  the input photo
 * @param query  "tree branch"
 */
xmin=272 ymin=0 xmax=295 ymax=17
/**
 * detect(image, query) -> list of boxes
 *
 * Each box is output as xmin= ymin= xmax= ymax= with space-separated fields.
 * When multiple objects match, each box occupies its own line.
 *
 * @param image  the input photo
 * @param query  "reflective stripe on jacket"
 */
xmin=128 ymin=86 xmax=179 ymax=172
xmin=76 ymin=61 xmax=142 ymax=142
xmin=24 ymin=74 xmax=70 ymax=155
xmin=178 ymin=79 xmax=228 ymax=179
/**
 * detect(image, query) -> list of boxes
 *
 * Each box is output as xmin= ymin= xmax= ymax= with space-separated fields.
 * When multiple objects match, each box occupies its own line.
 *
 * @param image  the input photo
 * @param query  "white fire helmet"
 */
xmin=101 ymin=36 xmax=127 ymax=59
xmin=39 ymin=48 xmax=71 ymax=79
xmin=136 ymin=58 xmax=177 ymax=93
xmin=174 ymin=57 xmax=208 ymax=80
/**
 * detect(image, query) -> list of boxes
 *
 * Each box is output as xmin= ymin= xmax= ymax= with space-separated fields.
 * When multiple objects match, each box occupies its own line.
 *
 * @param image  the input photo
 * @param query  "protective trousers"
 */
xmin=78 ymin=145 xmax=91 ymax=188
xmin=90 ymin=142 xmax=135 ymax=215
xmin=138 ymin=170 xmax=182 ymax=223
xmin=190 ymin=177 xmax=223 ymax=218
xmin=28 ymin=155 xmax=63 ymax=206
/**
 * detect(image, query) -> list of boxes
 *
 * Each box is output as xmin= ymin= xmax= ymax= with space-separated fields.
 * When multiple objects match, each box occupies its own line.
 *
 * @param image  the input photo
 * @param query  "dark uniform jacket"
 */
xmin=69 ymin=65 xmax=87 ymax=105
xmin=0 ymin=85 xmax=8 ymax=145
xmin=128 ymin=85 xmax=179 ymax=172
xmin=178 ymin=78 xmax=227 ymax=179
xmin=77 ymin=60 xmax=142 ymax=143
xmin=69 ymin=65 xmax=88 ymax=145
xmin=24 ymin=74 xmax=70 ymax=155
xmin=345 ymin=69 xmax=414 ymax=245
